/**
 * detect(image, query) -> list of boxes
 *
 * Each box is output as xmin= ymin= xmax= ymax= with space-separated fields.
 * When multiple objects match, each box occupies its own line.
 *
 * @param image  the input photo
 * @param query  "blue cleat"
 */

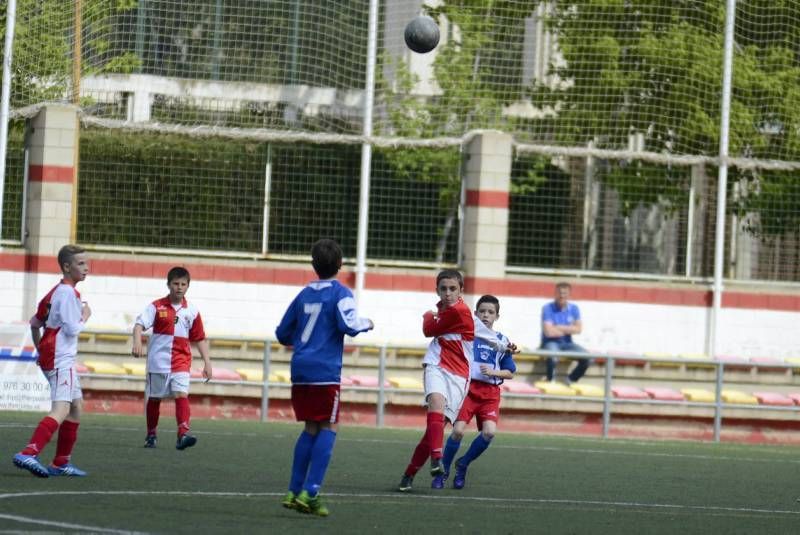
xmin=453 ymin=458 xmax=467 ymax=490
xmin=176 ymin=434 xmax=197 ymax=450
xmin=47 ymin=463 xmax=87 ymax=477
xmin=431 ymin=472 xmax=448 ymax=489
xmin=12 ymin=453 xmax=49 ymax=478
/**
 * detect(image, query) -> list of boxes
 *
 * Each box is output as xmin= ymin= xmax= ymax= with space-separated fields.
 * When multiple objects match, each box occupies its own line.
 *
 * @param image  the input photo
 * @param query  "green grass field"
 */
xmin=2 ymin=411 xmax=799 ymax=534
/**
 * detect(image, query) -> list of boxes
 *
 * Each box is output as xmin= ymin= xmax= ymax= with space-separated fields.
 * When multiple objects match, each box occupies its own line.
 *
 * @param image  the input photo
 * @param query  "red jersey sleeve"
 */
xmin=422 ymin=301 xmax=473 ymax=338
xmin=188 ymin=312 xmax=206 ymax=342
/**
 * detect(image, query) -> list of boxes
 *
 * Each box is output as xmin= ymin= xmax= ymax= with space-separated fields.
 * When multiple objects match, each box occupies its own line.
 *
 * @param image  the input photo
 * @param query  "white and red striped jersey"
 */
xmin=30 ymin=281 xmax=85 ymax=371
xmin=421 ymin=299 xmax=509 ymax=379
xmin=135 ymin=296 xmax=205 ymax=373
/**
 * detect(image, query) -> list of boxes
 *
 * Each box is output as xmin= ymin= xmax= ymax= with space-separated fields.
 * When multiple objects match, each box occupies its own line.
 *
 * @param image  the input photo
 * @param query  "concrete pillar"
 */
xmin=461 ymin=131 xmax=513 ymax=279
xmin=22 ymin=104 xmax=79 ymax=317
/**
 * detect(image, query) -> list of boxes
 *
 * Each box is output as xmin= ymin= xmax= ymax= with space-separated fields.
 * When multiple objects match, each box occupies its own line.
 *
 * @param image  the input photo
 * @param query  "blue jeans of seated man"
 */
xmin=542 ymin=341 xmax=590 ymax=383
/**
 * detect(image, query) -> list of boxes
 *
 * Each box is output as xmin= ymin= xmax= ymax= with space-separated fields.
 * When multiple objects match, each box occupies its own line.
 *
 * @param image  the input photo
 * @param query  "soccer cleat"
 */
xmin=431 ymin=472 xmax=448 ymax=490
xmin=12 ymin=453 xmax=49 ymax=478
xmin=281 ymin=491 xmax=298 ymax=510
xmin=453 ymin=458 xmax=467 ymax=490
xmin=397 ymin=473 xmax=414 ymax=492
xmin=47 ymin=463 xmax=87 ymax=477
xmin=144 ymin=435 xmax=157 ymax=448
xmin=430 ymin=457 xmax=445 ymax=476
xmin=175 ymin=434 xmax=197 ymax=450
xmin=294 ymin=490 xmax=329 ymax=517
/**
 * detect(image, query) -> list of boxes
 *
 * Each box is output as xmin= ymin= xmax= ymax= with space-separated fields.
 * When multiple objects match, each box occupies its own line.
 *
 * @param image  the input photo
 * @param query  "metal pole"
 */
xmin=376 ymin=344 xmax=386 ymax=427
xmin=260 ymin=341 xmax=271 ymax=422
xmin=261 ymin=144 xmax=272 ymax=255
xmin=0 ymin=0 xmax=18 ymax=247
xmin=601 ymin=356 xmax=614 ymax=438
xmin=20 ymin=147 xmax=27 ymax=244
xmin=355 ymin=0 xmax=378 ymax=305
xmin=707 ymin=0 xmax=736 ymax=359
xmin=713 ymin=361 xmax=724 ymax=442
xmin=685 ymin=168 xmax=696 ymax=277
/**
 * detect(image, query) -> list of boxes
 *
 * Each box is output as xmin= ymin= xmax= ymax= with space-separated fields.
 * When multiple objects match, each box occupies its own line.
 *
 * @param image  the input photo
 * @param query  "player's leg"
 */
xmin=285 ymin=420 xmax=319 ymax=509
xmin=144 ymin=372 xmax=166 ymax=447
xmin=48 ymin=394 xmax=87 ymax=477
xmin=434 ymin=419 xmax=467 ymax=489
xmin=13 ymin=369 xmax=72 ymax=477
xmin=565 ymin=343 xmax=591 ymax=383
xmin=172 ymin=373 xmax=195 ymax=450
xmin=295 ymin=385 xmax=339 ymax=516
xmin=454 ymin=393 xmax=500 ymax=489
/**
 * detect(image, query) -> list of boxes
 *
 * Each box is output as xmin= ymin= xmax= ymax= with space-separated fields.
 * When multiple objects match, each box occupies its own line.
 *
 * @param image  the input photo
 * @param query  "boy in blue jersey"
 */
xmin=275 ymin=238 xmax=373 ymax=517
xmin=435 ymin=295 xmax=516 ymax=490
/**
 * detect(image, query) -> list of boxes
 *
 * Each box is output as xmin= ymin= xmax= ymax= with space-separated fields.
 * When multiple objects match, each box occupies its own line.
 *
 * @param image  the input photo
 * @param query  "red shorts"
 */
xmin=291 ymin=384 xmax=341 ymax=423
xmin=456 ymin=381 xmax=501 ymax=430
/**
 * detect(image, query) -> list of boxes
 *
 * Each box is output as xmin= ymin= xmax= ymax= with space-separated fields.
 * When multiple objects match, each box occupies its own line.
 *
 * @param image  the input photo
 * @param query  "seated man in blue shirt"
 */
xmin=540 ymin=282 xmax=590 ymax=384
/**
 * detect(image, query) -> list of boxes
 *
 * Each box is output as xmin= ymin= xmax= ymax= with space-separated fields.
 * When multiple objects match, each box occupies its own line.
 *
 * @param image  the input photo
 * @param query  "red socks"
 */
xmin=146 ymin=398 xmax=161 ymax=435
xmin=426 ymin=412 xmax=445 ymax=459
xmin=21 ymin=416 xmax=59 ymax=456
xmin=52 ymin=420 xmax=79 ymax=467
xmin=405 ymin=412 xmax=445 ymax=476
xmin=175 ymin=397 xmax=190 ymax=437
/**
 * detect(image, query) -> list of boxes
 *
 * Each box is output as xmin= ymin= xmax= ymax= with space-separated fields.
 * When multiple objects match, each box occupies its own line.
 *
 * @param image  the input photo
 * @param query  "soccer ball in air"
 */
xmin=404 ymin=16 xmax=440 ymax=54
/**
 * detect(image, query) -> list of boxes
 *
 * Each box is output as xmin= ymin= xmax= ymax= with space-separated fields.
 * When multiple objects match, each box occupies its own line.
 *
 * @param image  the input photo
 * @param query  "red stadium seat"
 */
xmin=753 ymin=392 xmax=794 ymax=406
xmin=349 ymin=374 xmax=390 ymax=388
xmin=607 ymin=351 xmax=647 ymax=367
xmin=787 ymin=393 xmax=800 ymax=405
xmin=75 ymin=363 xmax=90 ymax=374
xmin=644 ymin=386 xmax=685 ymax=401
xmin=193 ymin=367 xmax=240 ymax=381
xmin=340 ymin=376 xmax=354 ymax=386
xmin=501 ymin=380 xmax=541 ymax=394
xmin=611 ymin=385 xmax=649 ymax=399
xmin=715 ymin=355 xmax=752 ymax=372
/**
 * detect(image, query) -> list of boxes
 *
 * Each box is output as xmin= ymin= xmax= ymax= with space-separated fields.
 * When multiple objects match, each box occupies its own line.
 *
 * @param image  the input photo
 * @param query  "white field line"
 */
xmin=0 ymin=511 xmax=146 ymax=534
xmin=0 ymin=490 xmax=798 ymax=517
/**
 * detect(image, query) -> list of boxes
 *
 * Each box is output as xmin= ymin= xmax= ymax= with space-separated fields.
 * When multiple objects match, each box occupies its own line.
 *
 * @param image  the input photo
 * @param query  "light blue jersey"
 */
xmin=471 ymin=330 xmax=516 ymax=385
xmin=276 ymin=279 xmax=372 ymax=384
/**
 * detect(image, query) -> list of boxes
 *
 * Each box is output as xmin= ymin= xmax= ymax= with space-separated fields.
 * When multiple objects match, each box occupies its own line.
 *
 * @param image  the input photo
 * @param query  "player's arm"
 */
xmin=29 ymin=316 xmax=43 ymax=351
xmin=336 ymin=295 xmax=373 ymax=336
xmin=195 ymin=338 xmax=213 ymax=381
xmin=132 ymin=304 xmax=155 ymax=358
xmin=479 ymin=365 xmax=514 ymax=379
xmin=542 ymin=320 xmax=566 ymax=338
xmin=422 ymin=305 xmax=470 ymax=337
xmin=275 ymin=298 xmax=299 ymax=346
xmin=57 ymin=290 xmax=88 ymax=337
xmin=560 ymin=318 xmax=582 ymax=335
xmin=474 ymin=317 xmax=518 ymax=353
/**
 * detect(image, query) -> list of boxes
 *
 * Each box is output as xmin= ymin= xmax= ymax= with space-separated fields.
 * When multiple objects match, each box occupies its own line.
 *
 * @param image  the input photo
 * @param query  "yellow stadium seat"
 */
xmin=515 ymin=353 xmax=541 ymax=362
xmin=645 ymin=352 xmax=681 ymax=368
xmin=785 ymin=357 xmax=800 ymax=371
xmin=721 ymin=389 xmax=758 ymax=405
xmin=388 ymin=376 xmax=424 ymax=389
xmin=397 ymin=348 xmax=426 ymax=357
xmin=95 ymin=333 xmax=130 ymax=343
xmin=210 ymin=339 xmax=245 ymax=349
xmin=534 ymin=381 xmax=575 ymax=396
xmin=236 ymin=368 xmax=264 ymax=382
xmin=681 ymin=388 xmax=715 ymax=403
xmin=571 ymin=383 xmax=604 ymax=397
xmin=359 ymin=346 xmax=381 ymax=355
xmin=83 ymin=360 xmax=127 ymax=375
xmin=122 ymin=362 xmax=147 ymax=376
xmin=680 ymin=353 xmax=715 ymax=369
xmin=248 ymin=341 xmax=266 ymax=350
xmin=272 ymin=370 xmax=291 ymax=383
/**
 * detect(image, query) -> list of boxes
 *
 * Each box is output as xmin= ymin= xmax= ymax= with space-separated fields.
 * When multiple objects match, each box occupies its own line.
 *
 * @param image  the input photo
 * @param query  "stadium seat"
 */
xmin=611 ymin=385 xmax=649 ymax=399
xmin=679 ymin=353 xmax=714 ymax=369
xmin=204 ymin=367 xmax=241 ymax=382
xmin=501 ymin=380 xmax=541 ymax=394
xmin=349 ymin=375 xmax=390 ymax=388
xmin=787 ymin=393 xmax=800 ymax=405
xmin=721 ymin=390 xmax=758 ymax=405
xmin=271 ymin=370 xmax=291 ymax=383
xmin=514 ymin=353 xmax=541 ymax=363
xmin=753 ymin=392 xmax=795 ymax=406
xmin=681 ymin=388 xmax=715 ymax=403
xmin=715 ymin=355 xmax=752 ymax=372
xmin=75 ymin=363 xmax=90 ymax=374
xmin=644 ymin=386 xmax=685 ymax=401
xmin=340 ymin=376 xmax=354 ymax=386
xmin=122 ymin=362 xmax=147 ymax=376
xmin=359 ymin=346 xmax=381 ymax=355
xmin=83 ymin=360 xmax=127 ymax=375
xmin=607 ymin=351 xmax=647 ymax=367
xmin=749 ymin=357 xmax=786 ymax=373
xmin=570 ymin=383 xmax=604 ymax=397
xmin=388 ymin=377 xmax=424 ymax=389
xmin=95 ymin=333 xmax=130 ymax=343
xmin=785 ymin=357 xmax=800 ymax=372
xmin=236 ymin=368 xmax=264 ymax=382
xmin=396 ymin=348 xmax=426 ymax=358
xmin=534 ymin=381 xmax=574 ymax=396
xmin=646 ymin=352 xmax=681 ymax=368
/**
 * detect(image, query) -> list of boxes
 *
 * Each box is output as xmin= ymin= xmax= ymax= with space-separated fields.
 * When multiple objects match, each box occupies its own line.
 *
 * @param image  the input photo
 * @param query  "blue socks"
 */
xmin=442 ymin=436 xmax=461 ymax=474
xmin=461 ymin=433 xmax=492 ymax=467
xmin=302 ymin=428 xmax=337 ymax=496
xmin=289 ymin=431 xmax=315 ymax=494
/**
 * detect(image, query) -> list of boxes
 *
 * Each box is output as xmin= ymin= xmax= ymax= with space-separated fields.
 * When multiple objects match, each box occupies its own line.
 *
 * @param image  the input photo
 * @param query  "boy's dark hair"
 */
xmin=57 ymin=244 xmax=85 ymax=272
xmin=436 ymin=269 xmax=464 ymax=288
xmin=556 ymin=282 xmax=572 ymax=291
xmin=311 ymin=239 xmax=342 ymax=279
xmin=167 ymin=266 xmax=191 ymax=283
xmin=476 ymin=294 xmax=500 ymax=313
